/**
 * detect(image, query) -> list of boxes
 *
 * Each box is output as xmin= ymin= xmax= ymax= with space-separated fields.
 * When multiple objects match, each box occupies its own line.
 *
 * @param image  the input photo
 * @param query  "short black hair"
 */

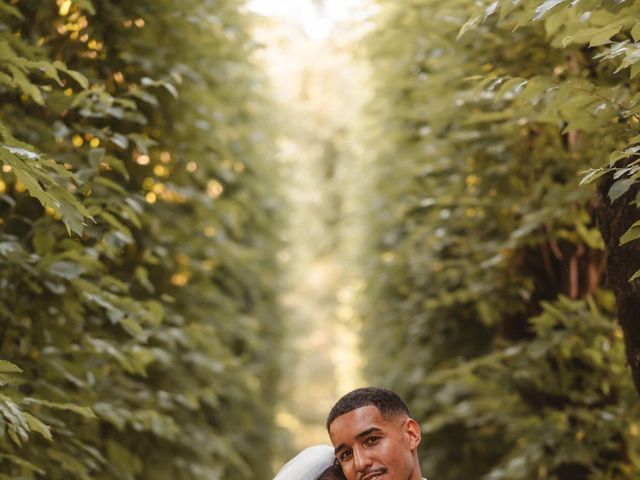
xmin=326 ymin=387 xmax=411 ymax=431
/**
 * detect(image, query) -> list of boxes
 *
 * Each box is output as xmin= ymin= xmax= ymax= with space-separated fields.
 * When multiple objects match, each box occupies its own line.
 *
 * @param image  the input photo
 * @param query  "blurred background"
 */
xmin=249 ymin=0 xmax=369 ymax=456
xmin=2 ymin=0 xmax=640 ymax=479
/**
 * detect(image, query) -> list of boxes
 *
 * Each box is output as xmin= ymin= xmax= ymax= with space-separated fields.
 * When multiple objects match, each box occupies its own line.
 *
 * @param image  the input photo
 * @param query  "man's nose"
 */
xmin=353 ymin=447 xmax=372 ymax=475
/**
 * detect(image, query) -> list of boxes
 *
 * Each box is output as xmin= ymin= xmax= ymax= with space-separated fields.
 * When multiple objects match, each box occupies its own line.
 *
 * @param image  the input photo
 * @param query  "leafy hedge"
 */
xmin=0 ymin=1 xmax=281 ymax=479
xmin=361 ymin=1 xmax=640 ymax=478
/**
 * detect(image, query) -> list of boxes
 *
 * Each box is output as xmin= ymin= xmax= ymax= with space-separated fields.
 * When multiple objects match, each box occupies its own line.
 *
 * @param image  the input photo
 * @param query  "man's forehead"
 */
xmin=329 ymin=405 xmax=400 ymax=438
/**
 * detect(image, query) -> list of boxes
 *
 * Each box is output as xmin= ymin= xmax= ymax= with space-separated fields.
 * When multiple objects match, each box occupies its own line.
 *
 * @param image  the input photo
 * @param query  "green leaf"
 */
xmin=146 ymin=300 xmax=164 ymax=326
xmin=22 ymin=398 xmax=96 ymax=419
xmin=120 ymin=318 xmax=147 ymax=340
xmin=608 ymin=178 xmax=634 ymax=203
xmin=632 ymin=22 xmax=640 ymax=42
xmin=77 ymin=0 xmax=96 ymax=15
xmin=0 ymin=360 xmax=22 ymax=373
xmin=458 ymin=15 xmax=481 ymax=39
xmin=103 ymin=155 xmax=129 ymax=180
xmin=7 ymin=65 xmax=44 ymax=105
xmin=0 ymin=2 xmax=24 ymax=19
xmin=589 ymin=25 xmax=623 ymax=47
xmin=54 ymin=61 xmax=89 ymax=89
xmin=107 ymin=439 xmax=143 ymax=475
xmin=48 ymin=260 xmax=86 ymax=280
xmin=0 ymin=132 xmax=91 ymax=235
xmin=0 ymin=454 xmax=44 ymax=474
xmin=93 ymin=175 xmax=127 ymax=195
xmin=23 ymin=412 xmax=52 ymax=441
xmin=33 ymin=228 xmax=56 ymax=254
xmin=619 ymin=220 xmax=640 ymax=245
xmin=579 ymin=168 xmax=608 ymax=186
xmin=35 ymin=60 xmax=64 ymax=86
xmin=533 ymin=0 xmax=568 ymax=22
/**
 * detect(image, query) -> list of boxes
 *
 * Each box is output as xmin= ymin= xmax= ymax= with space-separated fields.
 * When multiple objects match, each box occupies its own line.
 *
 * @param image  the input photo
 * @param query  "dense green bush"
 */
xmin=361 ymin=1 xmax=640 ymax=478
xmin=0 ymin=1 xmax=281 ymax=478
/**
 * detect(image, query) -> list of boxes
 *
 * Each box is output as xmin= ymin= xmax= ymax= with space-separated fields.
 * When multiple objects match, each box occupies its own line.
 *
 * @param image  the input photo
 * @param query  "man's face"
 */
xmin=328 ymin=405 xmax=421 ymax=480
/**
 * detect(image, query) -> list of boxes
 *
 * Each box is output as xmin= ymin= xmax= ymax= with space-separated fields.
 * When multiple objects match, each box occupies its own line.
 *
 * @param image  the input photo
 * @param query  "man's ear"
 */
xmin=403 ymin=418 xmax=421 ymax=450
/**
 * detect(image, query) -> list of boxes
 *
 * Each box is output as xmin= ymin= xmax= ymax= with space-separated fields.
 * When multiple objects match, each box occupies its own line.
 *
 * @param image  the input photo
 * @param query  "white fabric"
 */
xmin=273 ymin=445 xmax=336 ymax=480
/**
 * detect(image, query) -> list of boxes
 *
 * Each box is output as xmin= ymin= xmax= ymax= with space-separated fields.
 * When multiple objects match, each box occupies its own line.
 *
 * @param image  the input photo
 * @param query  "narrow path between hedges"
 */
xmin=249 ymin=0 xmax=370 ymax=462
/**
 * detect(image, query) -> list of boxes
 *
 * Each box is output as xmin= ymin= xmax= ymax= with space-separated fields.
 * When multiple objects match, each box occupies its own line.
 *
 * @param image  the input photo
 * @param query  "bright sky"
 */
xmin=247 ymin=0 xmax=370 ymax=40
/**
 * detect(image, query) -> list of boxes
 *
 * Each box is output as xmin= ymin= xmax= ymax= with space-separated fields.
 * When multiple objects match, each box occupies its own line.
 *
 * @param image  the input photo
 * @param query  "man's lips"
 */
xmin=361 ymin=469 xmax=387 ymax=480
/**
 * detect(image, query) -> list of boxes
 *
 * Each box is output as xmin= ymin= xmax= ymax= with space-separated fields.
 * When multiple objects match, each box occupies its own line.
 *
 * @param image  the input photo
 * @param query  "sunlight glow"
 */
xmin=247 ymin=0 xmax=369 ymax=40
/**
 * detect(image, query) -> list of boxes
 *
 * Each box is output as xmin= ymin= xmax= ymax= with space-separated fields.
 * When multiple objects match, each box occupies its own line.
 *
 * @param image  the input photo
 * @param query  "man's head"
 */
xmin=326 ymin=387 xmax=422 ymax=480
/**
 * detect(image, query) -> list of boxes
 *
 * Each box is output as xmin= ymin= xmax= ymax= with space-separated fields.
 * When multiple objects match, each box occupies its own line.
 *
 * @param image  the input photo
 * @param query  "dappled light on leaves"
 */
xmin=0 ymin=1 xmax=282 ymax=479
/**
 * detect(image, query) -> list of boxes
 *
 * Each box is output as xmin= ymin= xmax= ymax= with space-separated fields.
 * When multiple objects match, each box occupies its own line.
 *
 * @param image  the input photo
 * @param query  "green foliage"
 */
xmin=361 ymin=0 xmax=640 ymax=478
xmin=0 ymin=1 xmax=282 ymax=479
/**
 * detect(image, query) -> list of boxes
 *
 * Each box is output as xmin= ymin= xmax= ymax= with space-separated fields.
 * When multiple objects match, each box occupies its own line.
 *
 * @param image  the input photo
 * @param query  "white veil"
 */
xmin=273 ymin=445 xmax=336 ymax=480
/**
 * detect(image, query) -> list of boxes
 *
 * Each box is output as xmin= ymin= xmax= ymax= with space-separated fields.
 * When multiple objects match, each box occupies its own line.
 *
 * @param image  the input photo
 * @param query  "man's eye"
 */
xmin=339 ymin=449 xmax=352 ymax=461
xmin=364 ymin=436 xmax=380 ymax=446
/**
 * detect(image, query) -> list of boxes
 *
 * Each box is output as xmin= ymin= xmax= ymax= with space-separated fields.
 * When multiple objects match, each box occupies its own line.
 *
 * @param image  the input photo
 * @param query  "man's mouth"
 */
xmin=361 ymin=469 xmax=387 ymax=480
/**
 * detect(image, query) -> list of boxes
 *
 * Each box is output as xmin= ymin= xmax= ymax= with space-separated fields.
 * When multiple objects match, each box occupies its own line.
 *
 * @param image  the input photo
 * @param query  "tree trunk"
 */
xmin=595 ymin=166 xmax=640 ymax=396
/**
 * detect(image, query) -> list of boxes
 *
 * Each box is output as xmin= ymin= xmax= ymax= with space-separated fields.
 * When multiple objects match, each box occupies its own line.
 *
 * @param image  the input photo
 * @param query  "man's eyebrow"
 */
xmin=333 ymin=427 xmax=383 ymax=455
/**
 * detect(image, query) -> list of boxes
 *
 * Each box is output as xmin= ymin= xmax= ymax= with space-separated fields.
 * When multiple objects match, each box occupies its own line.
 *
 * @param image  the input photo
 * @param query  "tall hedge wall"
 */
xmin=361 ymin=1 xmax=640 ymax=478
xmin=0 ymin=1 xmax=281 ymax=479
